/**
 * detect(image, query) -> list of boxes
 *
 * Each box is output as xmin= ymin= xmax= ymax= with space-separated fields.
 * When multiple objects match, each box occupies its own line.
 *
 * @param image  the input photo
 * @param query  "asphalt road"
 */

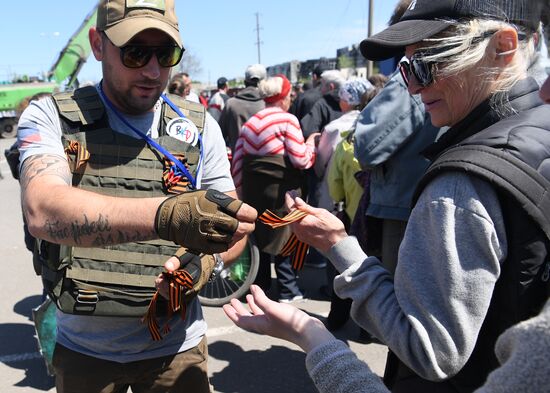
xmin=0 ymin=136 xmax=387 ymax=393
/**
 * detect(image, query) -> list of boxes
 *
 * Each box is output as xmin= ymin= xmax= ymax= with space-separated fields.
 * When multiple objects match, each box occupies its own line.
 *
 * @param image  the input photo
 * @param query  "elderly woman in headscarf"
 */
xmin=314 ymin=78 xmax=374 ymax=213
xmin=225 ymin=1 xmax=550 ymax=391
xmin=231 ymin=74 xmax=319 ymax=302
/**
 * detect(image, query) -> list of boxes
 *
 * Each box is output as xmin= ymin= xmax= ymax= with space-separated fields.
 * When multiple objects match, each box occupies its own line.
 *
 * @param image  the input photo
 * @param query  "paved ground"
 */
xmin=0 ymin=136 xmax=387 ymax=393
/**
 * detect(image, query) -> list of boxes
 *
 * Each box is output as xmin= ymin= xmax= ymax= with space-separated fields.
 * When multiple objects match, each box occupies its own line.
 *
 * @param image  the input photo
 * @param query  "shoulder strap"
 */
xmin=162 ymin=93 xmax=206 ymax=132
xmin=414 ymin=145 xmax=550 ymax=241
xmin=53 ymin=86 xmax=105 ymax=126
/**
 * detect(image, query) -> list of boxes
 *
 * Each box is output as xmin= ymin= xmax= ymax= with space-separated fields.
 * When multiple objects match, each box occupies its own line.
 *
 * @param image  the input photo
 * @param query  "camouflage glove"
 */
xmin=155 ymin=189 xmax=243 ymax=254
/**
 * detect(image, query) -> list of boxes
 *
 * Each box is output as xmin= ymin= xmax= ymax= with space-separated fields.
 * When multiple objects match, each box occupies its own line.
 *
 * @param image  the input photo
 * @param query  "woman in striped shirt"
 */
xmin=232 ymin=74 xmax=319 ymax=302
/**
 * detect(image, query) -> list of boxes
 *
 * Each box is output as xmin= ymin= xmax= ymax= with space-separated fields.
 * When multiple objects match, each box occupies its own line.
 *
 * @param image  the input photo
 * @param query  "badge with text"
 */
xmin=166 ymin=117 xmax=199 ymax=146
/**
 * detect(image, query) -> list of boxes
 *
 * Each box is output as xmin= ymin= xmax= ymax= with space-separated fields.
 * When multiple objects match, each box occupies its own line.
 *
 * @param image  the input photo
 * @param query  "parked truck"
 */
xmin=0 ymin=5 xmax=97 ymax=138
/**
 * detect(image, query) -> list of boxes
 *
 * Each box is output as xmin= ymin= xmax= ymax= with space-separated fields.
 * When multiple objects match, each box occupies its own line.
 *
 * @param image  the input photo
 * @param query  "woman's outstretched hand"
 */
xmin=284 ymin=192 xmax=348 ymax=253
xmin=223 ymin=285 xmax=335 ymax=353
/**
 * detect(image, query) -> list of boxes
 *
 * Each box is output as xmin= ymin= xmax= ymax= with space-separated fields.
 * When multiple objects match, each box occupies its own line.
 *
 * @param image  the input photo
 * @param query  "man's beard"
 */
xmin=111 ymin=83 xmax=162 ymax=115
xmin=101 ymin=72 xmax=164 ymax=115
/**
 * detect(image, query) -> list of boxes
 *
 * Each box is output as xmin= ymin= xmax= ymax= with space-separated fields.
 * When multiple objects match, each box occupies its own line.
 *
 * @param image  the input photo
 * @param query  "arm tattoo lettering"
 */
xmin=20 ymin=154 xmax=71 ymax=192
xmin=44 ymin=219 xmax=71 ymax=241
xmin=44 ymin=213 xmax=155 ymax=246
xmin=71 ymin=214 xmax=112 ymax=244
xmin=44 ymin=214 xmax=111 ymax=245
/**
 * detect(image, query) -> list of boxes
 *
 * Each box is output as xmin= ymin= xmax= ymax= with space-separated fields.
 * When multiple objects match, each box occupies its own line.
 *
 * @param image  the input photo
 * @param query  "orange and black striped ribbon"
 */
xmin=258 ymin=209 xmax=309 ymax=270
xmin=162 ymin=154 xmax=190 ymax=194
xmin=64 ymin=140 xmax=91 ymax=172
xmin=143 ymin=269 xmax=194 ymax=341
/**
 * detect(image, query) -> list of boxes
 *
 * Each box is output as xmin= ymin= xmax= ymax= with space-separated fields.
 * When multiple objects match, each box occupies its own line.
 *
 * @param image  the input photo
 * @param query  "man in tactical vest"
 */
xmin=17 ymin=0 xmax=257 ymax=392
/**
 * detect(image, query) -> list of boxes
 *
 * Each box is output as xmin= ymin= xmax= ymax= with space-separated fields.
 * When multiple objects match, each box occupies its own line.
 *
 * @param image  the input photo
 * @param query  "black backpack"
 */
xmin=417 ymin=144 xmax=550 ymax=242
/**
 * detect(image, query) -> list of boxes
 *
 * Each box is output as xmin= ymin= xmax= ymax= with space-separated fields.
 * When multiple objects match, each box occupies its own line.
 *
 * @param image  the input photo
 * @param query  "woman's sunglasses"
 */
xmin=399 ymin=30 xmax=509 ymax=88
xmin=119 ymin=44 xmax=184 ymax=68
xmin=399 ymin=53 xmax=436 ymax=88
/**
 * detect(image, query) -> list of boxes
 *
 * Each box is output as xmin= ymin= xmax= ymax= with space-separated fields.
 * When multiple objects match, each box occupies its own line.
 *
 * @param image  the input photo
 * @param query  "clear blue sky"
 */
xmin=1 ymin=0 xmax=400 ymax=86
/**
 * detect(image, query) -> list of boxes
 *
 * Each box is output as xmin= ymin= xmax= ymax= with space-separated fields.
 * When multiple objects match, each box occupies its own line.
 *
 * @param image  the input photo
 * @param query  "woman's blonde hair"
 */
xmin=258 ymin=76 xmax=284 ymax=98
xmin=419 ymin=19 xmax=538 ymax=114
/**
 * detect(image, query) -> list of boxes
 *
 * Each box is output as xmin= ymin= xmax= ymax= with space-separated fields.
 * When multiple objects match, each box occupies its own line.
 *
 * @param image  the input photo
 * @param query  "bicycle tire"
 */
xmin=198 ymin=238 xmax=260 ymax=307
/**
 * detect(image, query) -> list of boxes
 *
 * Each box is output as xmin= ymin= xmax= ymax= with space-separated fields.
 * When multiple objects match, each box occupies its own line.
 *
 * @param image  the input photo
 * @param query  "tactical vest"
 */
xmin=37 ymin=86 xmax=207 ymax=317
xmin=384 ymin=96 xmax=550 ymax=393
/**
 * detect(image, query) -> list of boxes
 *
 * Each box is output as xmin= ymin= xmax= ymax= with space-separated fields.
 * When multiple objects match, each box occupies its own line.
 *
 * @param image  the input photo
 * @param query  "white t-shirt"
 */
xmin=17 ymin=86 xmax=234 ymax=362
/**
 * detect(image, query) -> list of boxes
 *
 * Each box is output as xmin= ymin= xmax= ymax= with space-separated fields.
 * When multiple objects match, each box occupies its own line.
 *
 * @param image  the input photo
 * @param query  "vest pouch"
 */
xmin=57 ymin=279 xmax=158 ymax=316
xmin=55 ymin=244 xmax=170 ymax=316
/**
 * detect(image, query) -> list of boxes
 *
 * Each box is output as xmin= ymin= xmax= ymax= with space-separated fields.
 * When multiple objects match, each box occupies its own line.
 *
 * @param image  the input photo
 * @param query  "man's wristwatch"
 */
xmin=209 ymin=254 xmax=225 ymax=282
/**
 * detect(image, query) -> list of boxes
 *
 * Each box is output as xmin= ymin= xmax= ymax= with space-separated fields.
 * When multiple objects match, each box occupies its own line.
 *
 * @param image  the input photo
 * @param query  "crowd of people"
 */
xmin=7 ymin=0 xmax=550 ymax=392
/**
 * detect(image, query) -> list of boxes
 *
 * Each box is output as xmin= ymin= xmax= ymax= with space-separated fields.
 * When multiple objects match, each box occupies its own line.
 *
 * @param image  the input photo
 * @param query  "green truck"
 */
xmin=0 ymin=5 xmax=97 ymax=138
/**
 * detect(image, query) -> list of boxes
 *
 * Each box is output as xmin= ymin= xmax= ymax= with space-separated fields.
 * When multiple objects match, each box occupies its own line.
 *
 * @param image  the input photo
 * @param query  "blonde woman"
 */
xmin=226 ymin=1 xmax=550 ymax=391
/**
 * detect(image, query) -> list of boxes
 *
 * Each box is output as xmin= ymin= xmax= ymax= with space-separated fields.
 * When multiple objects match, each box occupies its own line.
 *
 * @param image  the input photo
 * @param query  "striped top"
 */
xmin=231 ymin=106 xmax=316 ymax=189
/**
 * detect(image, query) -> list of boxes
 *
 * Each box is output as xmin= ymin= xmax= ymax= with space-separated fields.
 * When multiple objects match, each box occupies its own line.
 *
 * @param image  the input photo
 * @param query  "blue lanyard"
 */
xmin=98 ymin=83 xmax=203 ymax=189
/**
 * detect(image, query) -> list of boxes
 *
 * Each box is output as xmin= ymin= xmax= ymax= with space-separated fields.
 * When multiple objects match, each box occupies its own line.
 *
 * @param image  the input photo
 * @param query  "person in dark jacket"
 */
xmin=219 ymin=64 xmax=266 ymax=151
xmin=290 ymin=64 xmax=327 ymax=120
xmin=300 ymin=70 xmax=345 ymax=138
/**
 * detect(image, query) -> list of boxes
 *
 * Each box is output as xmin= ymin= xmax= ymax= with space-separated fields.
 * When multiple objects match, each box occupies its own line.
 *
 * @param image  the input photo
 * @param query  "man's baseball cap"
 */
xmin=360 ymin=0 xmax=543 ymax=61
xmin=245 ymin=64 xmax=267 ymax=82
xmin=97 ymin=0 xmax=183 ymax=48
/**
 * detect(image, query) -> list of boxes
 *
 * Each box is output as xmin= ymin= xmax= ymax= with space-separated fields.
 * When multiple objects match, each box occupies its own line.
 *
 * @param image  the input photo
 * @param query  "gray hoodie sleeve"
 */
xmin=306 ymin=339 xmax=389 ymax=393
xmin=327 ymin=172 xmax=508 ymax=380
xmin=305 ymin=300 xmax=550 ymax=393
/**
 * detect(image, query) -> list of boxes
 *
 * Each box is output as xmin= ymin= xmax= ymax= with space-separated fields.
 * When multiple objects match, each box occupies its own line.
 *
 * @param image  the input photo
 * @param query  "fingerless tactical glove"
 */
xmin=172 ymin=248 xmax=217 ymax=299
xmin=155 ymin=189 xmax=243 ymax=254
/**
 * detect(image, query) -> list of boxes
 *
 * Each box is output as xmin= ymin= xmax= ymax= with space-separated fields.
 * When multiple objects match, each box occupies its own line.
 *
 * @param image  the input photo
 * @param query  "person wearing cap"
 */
xmin=231 ymin=44 xmax=550 ymax=392
xmin=207 ymin=77 xmax=229 ymax=122
xmin=353 ymin=0 xmax=444 ymax=277
xmin=227 ymin=0 xmax=550 ymax=392
xmin=299 ymin=0 xmax=549 ymax=391
xmin=218 ymin=64 xmax=267 ymax=151
xmin=231 ymin=74 xmax=319 ymax=303
xmin=17 ymin=0 xmax=257 ymax=392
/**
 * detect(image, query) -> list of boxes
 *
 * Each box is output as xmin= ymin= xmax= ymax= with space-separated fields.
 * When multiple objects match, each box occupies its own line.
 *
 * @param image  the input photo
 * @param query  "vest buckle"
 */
xmin=76 ymin=289 xmax=99 ymax=304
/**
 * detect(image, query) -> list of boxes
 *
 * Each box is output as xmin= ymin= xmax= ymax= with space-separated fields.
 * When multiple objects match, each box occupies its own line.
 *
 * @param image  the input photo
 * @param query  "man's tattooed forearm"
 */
xmin=44 ymin=214 xmax=156 ymax=246
xmin=20 ymin=154 xmax=72 ymax=190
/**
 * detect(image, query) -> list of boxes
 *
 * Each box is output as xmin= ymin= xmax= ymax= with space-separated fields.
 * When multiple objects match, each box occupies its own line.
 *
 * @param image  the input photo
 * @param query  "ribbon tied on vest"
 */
xmin=64 ymin=140 xmax=91 ymax=172
xmin=162 ymin=153 xmax=191 ymax=194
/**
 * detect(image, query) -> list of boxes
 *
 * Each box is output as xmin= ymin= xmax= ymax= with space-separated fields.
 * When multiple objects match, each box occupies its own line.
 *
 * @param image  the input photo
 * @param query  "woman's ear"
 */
xmin=492 ymin=27 xmax=519 ymax=64
xmin=89 ymin=27 xmax=104 ymax=61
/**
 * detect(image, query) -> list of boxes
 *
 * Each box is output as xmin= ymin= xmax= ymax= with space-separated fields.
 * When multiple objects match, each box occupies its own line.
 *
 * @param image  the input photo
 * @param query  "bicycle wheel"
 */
xmin=198 ymin=238 xmax=260 ymax=307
